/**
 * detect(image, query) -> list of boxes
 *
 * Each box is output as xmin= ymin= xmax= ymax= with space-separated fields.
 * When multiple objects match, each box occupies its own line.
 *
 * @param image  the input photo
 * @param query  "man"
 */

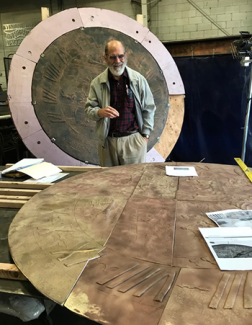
xmin=85 ymin=40 xmax=156 ymax=167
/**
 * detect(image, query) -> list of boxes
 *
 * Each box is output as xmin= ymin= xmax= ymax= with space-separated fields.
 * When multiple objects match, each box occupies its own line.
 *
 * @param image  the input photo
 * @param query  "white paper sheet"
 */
xmin=206 ymin=209 xmax=252 ymax=227
xmin=165 ymin=166 xmax=198 ymax=177
xmin=199 ymin=227 xmax=252 ymax=270
xmin=2 ymin=158 xmax=44 ymax=175
xmin=24 ymin=172 xmax=68 ymax=183
xmin=19 ymin=162 xmax=62 ymax=180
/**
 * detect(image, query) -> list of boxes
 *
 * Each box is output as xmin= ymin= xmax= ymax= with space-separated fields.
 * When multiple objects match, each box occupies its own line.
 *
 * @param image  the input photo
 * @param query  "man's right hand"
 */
xmin=98 ymin=106 xmax=119 ymax=118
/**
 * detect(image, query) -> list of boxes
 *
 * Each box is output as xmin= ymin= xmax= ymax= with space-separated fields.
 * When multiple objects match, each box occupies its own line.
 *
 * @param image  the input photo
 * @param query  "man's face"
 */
xmin=105 ymin=42 xmax=127 ymax=77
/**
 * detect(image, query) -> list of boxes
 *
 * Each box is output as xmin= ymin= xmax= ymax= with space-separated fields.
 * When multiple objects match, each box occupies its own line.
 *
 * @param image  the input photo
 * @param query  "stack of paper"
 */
xmin=2 ymin=158 xmax=64 ymax=181
xmin=165 ymin=166 xmax=198 ymax=177
xmin=199 ymin=209 xmax=252 ymax=270
xmin=199 ymin=227 xmax=252 ymax=270
xmin=2 ymin=158 xmax=44 ymax=175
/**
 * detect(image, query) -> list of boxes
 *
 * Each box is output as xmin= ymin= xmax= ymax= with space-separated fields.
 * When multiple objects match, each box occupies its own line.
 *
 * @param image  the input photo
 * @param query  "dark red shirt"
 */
xmin=108 ymin=69 xmax=139 ymax=133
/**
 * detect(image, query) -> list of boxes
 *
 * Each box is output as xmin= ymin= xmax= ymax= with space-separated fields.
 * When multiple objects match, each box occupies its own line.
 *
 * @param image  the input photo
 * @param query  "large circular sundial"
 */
xmin=8 ymin=7 xmax=185 ymax=165
xmin=32 ymin=27 xmax=169 ymax=164
xmin=8 ymin=162 xmax=252 ymax=324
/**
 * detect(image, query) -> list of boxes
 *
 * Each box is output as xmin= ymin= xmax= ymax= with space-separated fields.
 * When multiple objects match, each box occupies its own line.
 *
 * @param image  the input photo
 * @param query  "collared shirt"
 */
xmin=108 ymin=69 xmax=139 ymax=133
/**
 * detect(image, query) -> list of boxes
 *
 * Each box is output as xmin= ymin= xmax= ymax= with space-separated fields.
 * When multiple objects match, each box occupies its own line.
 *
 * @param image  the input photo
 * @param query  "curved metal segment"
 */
xmin=16 ymin=8 xmax=83 ymax=63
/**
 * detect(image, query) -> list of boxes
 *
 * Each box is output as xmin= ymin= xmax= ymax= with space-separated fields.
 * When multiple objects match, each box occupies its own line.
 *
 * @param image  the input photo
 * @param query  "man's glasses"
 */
xmin=108 ymin=54 xmax=125 ymax=60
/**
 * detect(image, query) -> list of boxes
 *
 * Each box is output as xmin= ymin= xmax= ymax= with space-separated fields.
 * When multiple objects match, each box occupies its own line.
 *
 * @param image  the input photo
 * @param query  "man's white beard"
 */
xmin=108 ymin=61 xmax=127 ymax=77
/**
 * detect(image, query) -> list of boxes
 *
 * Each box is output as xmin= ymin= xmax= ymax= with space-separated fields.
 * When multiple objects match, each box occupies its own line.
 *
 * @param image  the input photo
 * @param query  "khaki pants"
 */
xmin=98 ymin=132 xmax=147 ymax=167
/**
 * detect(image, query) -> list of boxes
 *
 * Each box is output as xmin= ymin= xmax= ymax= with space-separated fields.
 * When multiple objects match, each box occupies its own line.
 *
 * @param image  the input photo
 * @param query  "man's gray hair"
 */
xmin=104 ymin=40 xmax=126 ymax=55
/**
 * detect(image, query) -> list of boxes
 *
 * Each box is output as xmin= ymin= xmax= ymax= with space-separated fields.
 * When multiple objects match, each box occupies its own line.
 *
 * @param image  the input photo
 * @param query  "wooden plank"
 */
xmin=0 ymin=188 xmax=40 ymax=196
xmin=0 ymin=263 xmax=27 ymax=281
xmin=55 ymin=166 xmax=105 ymax=172
xmin=0 ymin=195 xmax=32 ymax=201
xmin=0 ymin=199 xmax=28 ymax=208
xmin=4 ymin=163 xmax=105 ymax=172
xmin=164 ymin=37 xmax=238 ymax=57
xmin=0 ymin=181 xmax=52 ymax=190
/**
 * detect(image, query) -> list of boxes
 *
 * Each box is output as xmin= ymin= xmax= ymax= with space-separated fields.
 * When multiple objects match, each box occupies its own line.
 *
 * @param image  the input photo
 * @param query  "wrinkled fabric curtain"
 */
xmin=169 ymin=54 xmax=251 ymax=167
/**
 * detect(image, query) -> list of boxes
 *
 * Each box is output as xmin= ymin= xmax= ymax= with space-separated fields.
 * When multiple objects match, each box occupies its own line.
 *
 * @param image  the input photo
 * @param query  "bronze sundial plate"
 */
xmin=8 ymin=8 xmax=185 ymax=165
xmin=8 ymin=162 xmax=252 ymax=324
xmin=31 ymin=27 xmax=169 ymax=165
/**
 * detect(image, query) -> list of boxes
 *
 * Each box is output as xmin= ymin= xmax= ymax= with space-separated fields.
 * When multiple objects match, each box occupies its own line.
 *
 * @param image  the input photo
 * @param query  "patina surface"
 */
xmin=31 ymin=27 xmax=169 ymax=164
xmin=8 ymin=162 xmax=252 ymax=324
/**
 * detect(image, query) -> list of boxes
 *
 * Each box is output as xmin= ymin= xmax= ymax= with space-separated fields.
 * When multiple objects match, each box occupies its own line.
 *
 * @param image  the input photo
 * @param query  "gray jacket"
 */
xmin=85 ymin=66 xmax=156 ymax=145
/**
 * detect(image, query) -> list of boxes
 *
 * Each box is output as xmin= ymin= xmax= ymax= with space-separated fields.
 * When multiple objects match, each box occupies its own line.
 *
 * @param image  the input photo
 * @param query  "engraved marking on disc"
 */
xmin=105 ymin=265 xmax=149 ymax=289
xmin=244 ymin=272 xmax=252 ymax=308
xmin=57 ymin=49 xmax=71 ymax=64
xmin=44 ymin=63 xmax=61 ymax=82
xmin=118 ymin=267 xmax=161 ymax=293
xmin=97 ymin=264 xmax=140 ymax=285
xmin=224 ymin=273 xmax=243 ymax=309
xmin=43 ymin=89 xmax=57 ymax=104
xmin=47 ymin=112 xmax=65 ymax=123
xmin=209 ymin=273 xmax=231 ymax=309
xmin=133 ymin=272 xmax=169 ymax=297
xmin=154 ymin=271 xmax=176 ymax=302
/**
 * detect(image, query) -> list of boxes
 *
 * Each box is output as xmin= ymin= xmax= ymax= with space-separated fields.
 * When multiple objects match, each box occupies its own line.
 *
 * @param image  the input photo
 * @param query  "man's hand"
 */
xmin=98 ymin=106 xmax=119 ymax=118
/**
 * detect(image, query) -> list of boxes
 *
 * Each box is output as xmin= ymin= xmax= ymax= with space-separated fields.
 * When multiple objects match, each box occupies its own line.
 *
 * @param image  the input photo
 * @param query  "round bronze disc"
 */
xmin=32 ymin=27 xmax=169 ymax=164
xmin=7 ymin=8 xmax=185 ymax=166
xmin=8 ymin=162 xmax=252 ymax=325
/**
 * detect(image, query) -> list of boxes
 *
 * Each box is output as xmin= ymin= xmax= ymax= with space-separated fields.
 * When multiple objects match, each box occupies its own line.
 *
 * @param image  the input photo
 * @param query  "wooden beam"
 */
xmin=0 ymin=263 xmax=27 ymax=281
xmin=55 ymin=166 xmax=105 ymax=172
xmin=4 ymin=164 xmax=105 ymax=173
xmin=0 ymin=188 xmax=40 ymax=196
xmin=0 ymin=199 xmax=28 ymax=208
xmin=0 ymin=181 xmax=52 ymax=190
xmin=164 ymin=36 xmax=241 ymax=57
xmin=0 ymin=195 xmax=31 ymax=201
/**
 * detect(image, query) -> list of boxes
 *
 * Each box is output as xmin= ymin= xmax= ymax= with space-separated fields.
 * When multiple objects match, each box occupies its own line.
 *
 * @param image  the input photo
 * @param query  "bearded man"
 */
xmin=85 ymin=40 xmax=156 ymax=167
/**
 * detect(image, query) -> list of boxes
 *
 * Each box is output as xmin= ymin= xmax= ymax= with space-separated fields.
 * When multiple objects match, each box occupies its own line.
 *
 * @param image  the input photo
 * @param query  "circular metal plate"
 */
xmin=32 ymin=27 xmax=169 ymax=164
xmin=8 ymin=162 xmax=252 ymax=324
xmin=8 ymin=8 xmax=185 ymax=165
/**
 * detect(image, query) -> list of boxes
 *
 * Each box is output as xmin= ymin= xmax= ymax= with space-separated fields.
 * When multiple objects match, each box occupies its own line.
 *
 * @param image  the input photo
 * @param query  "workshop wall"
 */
xmin=148 ymin=0 xmax=252 ymax=42
xmin=64 ymin=0 xmax=252 ymax=42
xmin=0 ymin=0 xmax=60 ymax=90
xmin=63 ymin=0 xmax=140 ymax=20
xmin=0 ymin=0 xmax=251 ymax=89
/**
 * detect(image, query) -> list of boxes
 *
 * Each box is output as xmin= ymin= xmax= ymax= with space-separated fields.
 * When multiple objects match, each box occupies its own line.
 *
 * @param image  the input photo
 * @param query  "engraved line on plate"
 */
xmin=106 ymin=265 xmax=150 ymax=289
xmin=64 ymin=250 xmax=101 ymax=267
xmin=154 ymin=271 xmax=176 ymax=302
xmin=46 ymin=112 xmax=65 ymax=123
xmin=44 ymin=63 xmax=61 ymax=82
xmin=224 ymin=273 xmax=243 ymax=309
xmin=51 ymin=242 xmax=89 ymax=261
xmin=133 ymin=272 xmax=170 ymax=298
xmin=244 ymin=272 xmax=252 ymax=309
xmin=88 ymin=58 xmax=105 ymax=67
xmin=60 ymin=248 xmax=100 ymax=261
xmin=118 ymin=267 xmax=161 ymax=293
xmin=43 ymin=89 xmax=57 ymax=104
xmin=97 ymin=264 xmax=140 ymax=285
xmin=57 ymin=49 xmax=71 ymax=64
xmin=209 ymin=273 xmax=231 ymax=309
